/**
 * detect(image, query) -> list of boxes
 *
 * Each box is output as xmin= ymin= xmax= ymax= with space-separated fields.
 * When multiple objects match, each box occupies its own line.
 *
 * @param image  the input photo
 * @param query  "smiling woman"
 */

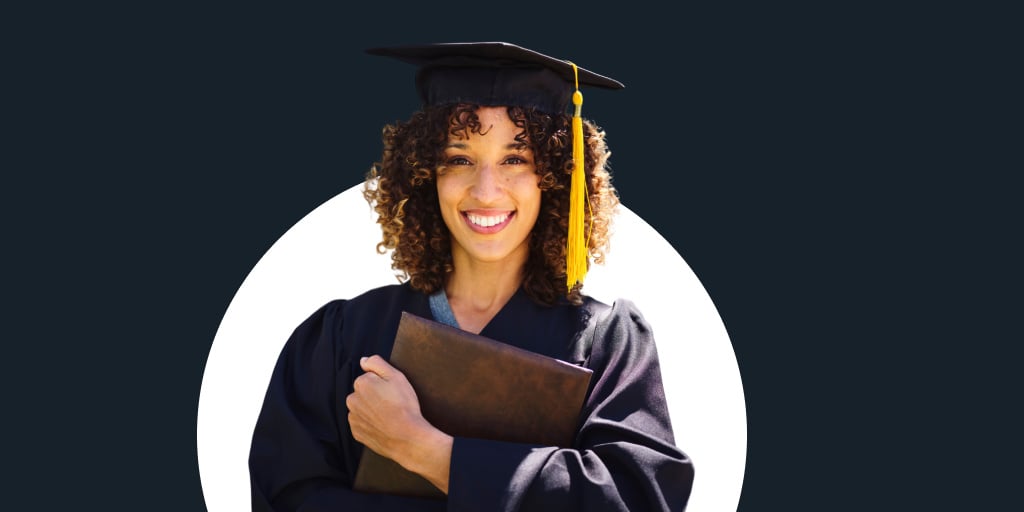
xmin=245 ymin=42 xmax=695 ymax=511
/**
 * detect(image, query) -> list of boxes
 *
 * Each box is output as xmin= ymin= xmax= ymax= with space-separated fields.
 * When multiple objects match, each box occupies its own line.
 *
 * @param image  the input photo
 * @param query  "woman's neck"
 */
xmin=445 ymin=252 xmax=526 ymax=334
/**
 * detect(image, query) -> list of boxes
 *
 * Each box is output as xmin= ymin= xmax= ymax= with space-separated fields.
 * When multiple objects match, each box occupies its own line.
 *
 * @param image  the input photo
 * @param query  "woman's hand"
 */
xmin=346 ymin=355 xmax=453 ymax=493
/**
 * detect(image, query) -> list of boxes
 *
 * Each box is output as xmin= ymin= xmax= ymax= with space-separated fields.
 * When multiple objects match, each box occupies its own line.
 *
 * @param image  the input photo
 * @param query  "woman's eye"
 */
xmin=504 ymin=156 xmax=529 ymax=165
xmin=446 ymin=156 xmax=471 ymax=165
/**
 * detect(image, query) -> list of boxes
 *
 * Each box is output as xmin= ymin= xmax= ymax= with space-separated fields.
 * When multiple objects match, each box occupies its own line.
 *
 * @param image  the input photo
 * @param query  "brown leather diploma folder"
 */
xmin=352 ymin=311 xmax=594 ymax=499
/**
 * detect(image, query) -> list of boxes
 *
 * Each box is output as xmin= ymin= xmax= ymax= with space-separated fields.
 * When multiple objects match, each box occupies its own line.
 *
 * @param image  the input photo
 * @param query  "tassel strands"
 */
xmin=565 ymin=62 xmax=589 ymax=291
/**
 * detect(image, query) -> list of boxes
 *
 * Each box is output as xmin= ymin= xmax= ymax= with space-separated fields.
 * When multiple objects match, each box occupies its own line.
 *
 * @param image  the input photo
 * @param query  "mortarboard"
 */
xmin=365 ymin=42 xmax=623 ymax=114
xmin=366 ymin=42 xmax=624 ymax=291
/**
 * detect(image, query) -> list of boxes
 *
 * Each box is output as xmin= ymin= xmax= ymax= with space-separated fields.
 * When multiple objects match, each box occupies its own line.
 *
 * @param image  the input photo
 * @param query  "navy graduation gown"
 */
xmin=249 ymin=283 xmax=693 ymax=511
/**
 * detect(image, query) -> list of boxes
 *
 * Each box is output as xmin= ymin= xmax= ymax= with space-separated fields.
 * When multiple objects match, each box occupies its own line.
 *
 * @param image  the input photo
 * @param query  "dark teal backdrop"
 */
xmin=6 ymin=2 xmax=1013 ymax=510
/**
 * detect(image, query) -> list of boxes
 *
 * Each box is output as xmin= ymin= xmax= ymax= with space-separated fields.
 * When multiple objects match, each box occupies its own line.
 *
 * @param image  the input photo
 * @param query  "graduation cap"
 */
xmin=366 ymin=42 xmax=624 ymax=291
xmin=365 ymin=42 xmax=623 ymax=114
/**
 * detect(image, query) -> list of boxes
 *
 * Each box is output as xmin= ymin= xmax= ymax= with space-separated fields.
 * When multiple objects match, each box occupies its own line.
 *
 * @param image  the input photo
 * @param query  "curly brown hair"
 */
xmin=363 ymin=104 xmax=619 ymax=306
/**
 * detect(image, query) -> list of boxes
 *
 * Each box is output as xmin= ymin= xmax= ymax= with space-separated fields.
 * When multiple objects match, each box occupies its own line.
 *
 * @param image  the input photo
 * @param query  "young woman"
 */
xmin=249 ymin=42 xmax=694 ymax=511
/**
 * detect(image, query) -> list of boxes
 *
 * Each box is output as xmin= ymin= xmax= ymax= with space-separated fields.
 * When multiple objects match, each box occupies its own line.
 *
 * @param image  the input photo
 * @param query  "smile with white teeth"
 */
xmin=466 ymin=212 xmax=511 ymax=227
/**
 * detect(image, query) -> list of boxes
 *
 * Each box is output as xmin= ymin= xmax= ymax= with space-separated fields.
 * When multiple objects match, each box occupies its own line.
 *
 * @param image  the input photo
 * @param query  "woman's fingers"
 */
xmin=359 ymin=354 xmax=395 ymax=379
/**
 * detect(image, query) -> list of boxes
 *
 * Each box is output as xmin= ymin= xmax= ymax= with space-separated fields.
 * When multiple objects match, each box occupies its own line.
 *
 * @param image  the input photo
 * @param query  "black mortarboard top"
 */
xmin=365 ymin=42 xmax=624 ymax=115
xmin=367 ymin=42 xmax=623 ymax=291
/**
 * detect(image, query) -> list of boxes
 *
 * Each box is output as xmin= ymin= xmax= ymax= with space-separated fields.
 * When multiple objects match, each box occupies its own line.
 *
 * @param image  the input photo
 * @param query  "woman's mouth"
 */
xmin=463 ymin=211 xmax=515 ymax=234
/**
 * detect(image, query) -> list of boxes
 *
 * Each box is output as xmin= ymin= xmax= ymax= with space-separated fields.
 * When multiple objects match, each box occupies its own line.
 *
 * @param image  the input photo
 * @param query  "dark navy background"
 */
xmin=7 ymin=2 xmax=1014 ymax=510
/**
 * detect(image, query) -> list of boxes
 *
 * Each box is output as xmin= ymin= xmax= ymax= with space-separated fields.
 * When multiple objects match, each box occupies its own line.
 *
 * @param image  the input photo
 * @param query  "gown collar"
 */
xmin=428 ymin=287 xmax=460 ymax=329
xmin=428 ymin=284 xmax=530 ymax=335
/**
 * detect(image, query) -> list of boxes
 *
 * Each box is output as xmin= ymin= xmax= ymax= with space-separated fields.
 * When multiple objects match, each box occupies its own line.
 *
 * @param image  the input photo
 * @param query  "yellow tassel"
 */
xmin=566 ymin=63 xmax=587 ymax=291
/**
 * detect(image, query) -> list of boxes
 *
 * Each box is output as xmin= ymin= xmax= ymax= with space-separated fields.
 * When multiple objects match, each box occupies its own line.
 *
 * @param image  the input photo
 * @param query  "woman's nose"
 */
xmin=469 ymin=163 xmax=503 ymax=202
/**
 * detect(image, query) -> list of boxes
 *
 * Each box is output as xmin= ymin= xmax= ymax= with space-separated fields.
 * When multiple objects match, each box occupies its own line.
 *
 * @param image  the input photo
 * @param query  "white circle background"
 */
xmin=197 ymin=184 xmax=747 ymax=511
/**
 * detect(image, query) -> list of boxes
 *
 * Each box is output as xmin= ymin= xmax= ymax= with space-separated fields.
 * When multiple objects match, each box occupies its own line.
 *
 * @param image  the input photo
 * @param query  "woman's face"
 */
xmin=437 ymin=106 xmax=542 ymax=269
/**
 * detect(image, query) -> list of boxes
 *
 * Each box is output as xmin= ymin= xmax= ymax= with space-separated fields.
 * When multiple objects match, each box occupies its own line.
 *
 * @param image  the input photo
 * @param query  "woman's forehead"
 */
xmin=446 ymin=106 xmax=530 ymax=143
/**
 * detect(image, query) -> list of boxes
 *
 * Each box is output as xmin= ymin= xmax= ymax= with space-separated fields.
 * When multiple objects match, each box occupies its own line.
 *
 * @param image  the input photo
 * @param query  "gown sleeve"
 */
xmin=248 ymin=301 xmax=447 ymax=512
xmin=446 ymin=299 xmax=694 ymax=512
